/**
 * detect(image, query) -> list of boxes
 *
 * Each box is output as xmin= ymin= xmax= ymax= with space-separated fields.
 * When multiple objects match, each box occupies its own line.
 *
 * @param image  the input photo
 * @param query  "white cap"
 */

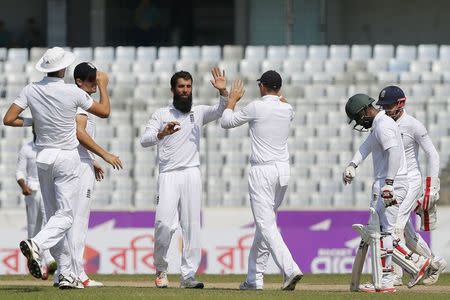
xmin=35 ymin=47 xmax=76 ymax=73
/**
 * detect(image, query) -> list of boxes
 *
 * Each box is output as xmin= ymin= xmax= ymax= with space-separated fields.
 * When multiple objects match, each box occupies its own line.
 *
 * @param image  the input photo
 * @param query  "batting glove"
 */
xmin=381 ymin=179 xmax=396 ymax=207
xmin=342 ymin=164 xmax=356 ymax=185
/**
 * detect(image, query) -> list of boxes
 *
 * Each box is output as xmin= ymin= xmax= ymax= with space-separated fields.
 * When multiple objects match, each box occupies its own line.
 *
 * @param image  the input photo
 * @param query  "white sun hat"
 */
xmin=35 ymin=47 xmax=76 ymax=73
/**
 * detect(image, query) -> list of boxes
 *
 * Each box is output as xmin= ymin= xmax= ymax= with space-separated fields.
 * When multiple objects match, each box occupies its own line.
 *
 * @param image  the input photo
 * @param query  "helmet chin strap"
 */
xmin=353 ymin=116 xmax=373 ymax=132
xmin=352 ymin=124 xmax=369 ymax=132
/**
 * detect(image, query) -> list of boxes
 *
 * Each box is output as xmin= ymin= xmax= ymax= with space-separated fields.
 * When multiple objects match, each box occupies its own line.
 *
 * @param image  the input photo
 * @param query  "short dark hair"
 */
xmin=47 ymin=70 xmax=63 ymax=77
xmin=170 ymin=71 xmax=193 ymax=89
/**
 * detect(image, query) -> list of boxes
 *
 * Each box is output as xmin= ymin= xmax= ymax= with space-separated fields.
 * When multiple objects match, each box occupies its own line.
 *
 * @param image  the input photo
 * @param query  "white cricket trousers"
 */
xmin=72 ymin=158 xmax=95 ymax=282
xmin=25 ymin=189 xmax=45 ymax=239
xmin=32 ymin=149 xmax=81 ymax=277
xmin=25 ymin=189 xmax=53 ymax=265
xmin=154 ymin=166 xmax=202 ymax=280
xmin=398 ymin=175 xmax=433 ymax=258
xmin=246 ymin=164 xmax=300 ymax=287
xmin=373 ymin=177 xmax=408 ymax=277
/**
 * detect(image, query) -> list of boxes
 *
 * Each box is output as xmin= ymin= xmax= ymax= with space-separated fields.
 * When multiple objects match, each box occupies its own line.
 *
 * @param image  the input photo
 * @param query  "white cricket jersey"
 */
xmin=76 ymin=108 xmax=96 ymax=160
xmin=13 ymin=76 xmax=94 ymax=150
xmin=396 ymin=111 xmax=439 ymax=178
xmin=140 ymin=96 xmax=228 ymax=173
xmin=221 ymin=95 xmax=294 ymax=165
xmin=15 ymin=141 xmax=40 ymax=191
xmin=352 ymin=110 xmax=408 ymax=180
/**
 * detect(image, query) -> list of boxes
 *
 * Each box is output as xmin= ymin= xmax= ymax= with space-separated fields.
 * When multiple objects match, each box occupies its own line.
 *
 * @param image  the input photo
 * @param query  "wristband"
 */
xmin=385 ymin=179 xmax=394 ymax=185
xmin=23 ymin=117 xmax=33 ymax=127
xmin=349 ymin=162 xmax=357 ymax=168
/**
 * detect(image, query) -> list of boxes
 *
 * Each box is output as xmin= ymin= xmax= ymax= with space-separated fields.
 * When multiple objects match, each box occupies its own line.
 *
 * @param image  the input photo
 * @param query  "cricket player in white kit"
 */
xmin=16 ymin=131 xmax=55 ymax=279
xmin=3 ymin=47 xmax=112 ymax=289
xmin=221 ymin=71 xmax=303 ymax=291
xmin=376 ymin=86 xmax=447 ymax=285
xmin=140 ymin=68 xmax=228 ymax=288
xmin=343 ymin=94 xmax=409 ymax=292
xmin=69 ymin=62 xmax=123 ymax=288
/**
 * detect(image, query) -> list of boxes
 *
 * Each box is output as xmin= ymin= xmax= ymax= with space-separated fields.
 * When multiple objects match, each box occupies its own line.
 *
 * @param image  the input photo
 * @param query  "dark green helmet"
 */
xmin=345 ymin=94 xmax=376 ymax=129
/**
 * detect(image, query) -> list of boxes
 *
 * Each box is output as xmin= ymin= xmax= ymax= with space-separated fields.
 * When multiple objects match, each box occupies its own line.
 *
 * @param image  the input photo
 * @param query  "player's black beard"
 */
xmin=173 ymin=93 xmax=193 ymax=113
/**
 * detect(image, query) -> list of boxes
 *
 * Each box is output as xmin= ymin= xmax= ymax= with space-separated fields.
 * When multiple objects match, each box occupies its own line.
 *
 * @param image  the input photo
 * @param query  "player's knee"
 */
xmin=155 ymin=220 xmax=172 ymax=232
xmin=56 ymin=209 xmax=74 ymax=227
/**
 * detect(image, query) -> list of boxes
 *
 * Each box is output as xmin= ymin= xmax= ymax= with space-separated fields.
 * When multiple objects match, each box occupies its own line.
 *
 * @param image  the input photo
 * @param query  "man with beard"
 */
xmin=140 ymin=68 xmax=228 ymax=288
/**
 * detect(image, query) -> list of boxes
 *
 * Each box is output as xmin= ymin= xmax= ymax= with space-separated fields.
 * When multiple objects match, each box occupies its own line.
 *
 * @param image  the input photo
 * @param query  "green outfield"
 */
xmin=1 ymin=273 xmax=449 ymax=299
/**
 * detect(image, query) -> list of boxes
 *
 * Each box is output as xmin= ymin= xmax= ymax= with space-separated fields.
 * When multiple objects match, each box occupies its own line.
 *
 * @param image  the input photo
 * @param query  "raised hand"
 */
xmin=210 ymin=67 xmax=227 ymax=94
xmin=229 ymin=80 xmax=245 ymax=103
xmin=96 ymin=71 xmax=109 ymax=87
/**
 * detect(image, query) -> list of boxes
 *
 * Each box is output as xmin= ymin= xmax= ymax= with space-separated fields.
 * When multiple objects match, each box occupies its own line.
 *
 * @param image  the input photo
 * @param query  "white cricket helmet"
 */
xmin=35 ymin=47 xmax=76 ymax=73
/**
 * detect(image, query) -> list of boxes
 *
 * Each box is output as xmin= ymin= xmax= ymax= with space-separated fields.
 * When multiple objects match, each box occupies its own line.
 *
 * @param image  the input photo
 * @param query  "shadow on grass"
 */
xmin=0 ymin=286 xmax=42 ymax=293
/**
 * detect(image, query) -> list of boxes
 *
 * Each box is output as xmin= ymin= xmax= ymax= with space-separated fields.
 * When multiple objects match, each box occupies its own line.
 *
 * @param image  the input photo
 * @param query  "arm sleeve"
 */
xmin=77 ymin=90 xmax=94 ymax=111
xmin=76 ymin=107 xmax=88 ymax=116
xmin=140 ymin=111 xmax=162 ymax=148
xmin=377 ymin=124 xmax=399 ymax=151
xmin=415 ymin=123 xmax=440 ymax=177
xmin=350 ymin=135 xmax=373 ymax=166
xmin=15 ymin=146 xmax=27 ymax=181
xmin=200 ymin=95 xmax=228 ymax=125
xmin=220 ymin=102 xmax=256 ymax=129
xmin=13 ymin=86 xmax=29 ymax=109
xmin=386 ymin=145 xmax=401 ymax=181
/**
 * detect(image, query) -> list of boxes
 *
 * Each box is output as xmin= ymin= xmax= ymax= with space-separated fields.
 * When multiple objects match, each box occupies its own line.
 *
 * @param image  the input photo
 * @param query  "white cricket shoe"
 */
xmin=358 ymin=282 xmax=396 ymax=293
xmin=423 ymin=257 xmax=447 ymax=285
xmin=82 ymin=278 xmax=104 ymax=288
xmin=407 ymin=257 xmax=431 ymax=288
xmin=19 ymin=239 xmax=43 ymax=279
xmin=155 ymin=271 xmax=169 ymax=288
xmin=58 ymin=274 xmax=84 ymax=290
xmin=180 ymin=277 xmax=204 ymax=289
xmin=239 ymin=281 xmax=263 ymax=290
xmin=281 ymin=272 xmax=303 ymax=291
xmin=393 ymin=275 xmax=403 ymax=286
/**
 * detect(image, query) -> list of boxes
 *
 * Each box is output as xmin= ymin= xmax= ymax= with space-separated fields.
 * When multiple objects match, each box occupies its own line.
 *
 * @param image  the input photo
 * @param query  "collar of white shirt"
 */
xmin=261 ymin=95 xmax=280 ymax=101
xmin=42 ymin=76 xmax=64 ymax=83
xmin=372 ymin=109 xmax=386 ymax=128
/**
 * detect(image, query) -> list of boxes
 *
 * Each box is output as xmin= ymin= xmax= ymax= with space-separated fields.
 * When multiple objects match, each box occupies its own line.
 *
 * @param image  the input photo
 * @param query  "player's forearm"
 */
xmin=386 ymin=146 xmax=401 ymax=181
xmin=225 ymin=99 xmax=237 ymax=111
xmin=3 ymin=116 xmax=32 ymax=127
xmin=96 ymin=85 xmax=111 ymax=118
xmin=420 ymin=135 xmax=440 ymax=177
xmin=220 ymin=108 xmax=243 ymax=129
xmin=350 ymin=151 xmax=363 ymax=167
xmin=77 ymin=129 xmax=108 ymax=159
xmin=203 ymin=95 xmax=229 ymax=124
xmin=140 ymin=128 xmax=159 ymax=147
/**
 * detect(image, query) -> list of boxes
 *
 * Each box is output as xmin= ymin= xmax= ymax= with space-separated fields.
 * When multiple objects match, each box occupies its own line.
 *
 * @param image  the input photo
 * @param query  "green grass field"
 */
xmin=1 ymin=273 xmax=449 ymax=299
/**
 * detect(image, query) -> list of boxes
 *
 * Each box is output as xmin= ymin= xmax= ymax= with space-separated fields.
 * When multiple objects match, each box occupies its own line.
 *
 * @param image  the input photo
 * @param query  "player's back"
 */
xmin=248 ymin=95 xmax=293 ymax=165
xmin=21 ymin=77 xmax=92 ymax=150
